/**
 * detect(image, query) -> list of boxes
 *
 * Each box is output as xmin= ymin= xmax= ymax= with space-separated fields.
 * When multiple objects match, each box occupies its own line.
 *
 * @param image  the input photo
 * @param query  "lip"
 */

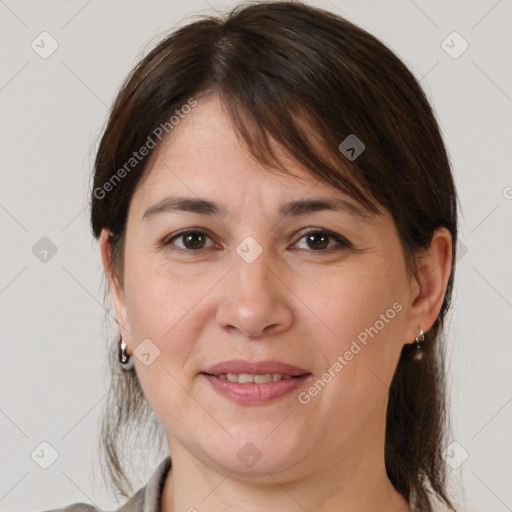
xmin=202 ymin=373 xmax=312 ymax=405
xmin=201 ymin=359 xmax=310 ymax=376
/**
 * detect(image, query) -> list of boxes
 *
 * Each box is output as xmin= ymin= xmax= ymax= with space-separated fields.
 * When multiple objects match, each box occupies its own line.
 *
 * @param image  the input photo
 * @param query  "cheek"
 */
xmin=123 ymin=266 xmax=205 ymax=424
xmin=293 ymin=270 xmax=406 ymax=446
xmin=304 ymin=261 xmax=406 ymax=346
xmin=124 ymin=252 xmax=201 ymax=339
xmin=300 ymin=262 xmax=407 ymax=397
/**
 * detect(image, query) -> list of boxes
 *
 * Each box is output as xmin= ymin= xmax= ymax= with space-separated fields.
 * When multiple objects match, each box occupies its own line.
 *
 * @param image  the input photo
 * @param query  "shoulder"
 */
xmin=39 ymin=490 xmax=144 ymax=512
xmin=40 ymin=505 xmax=100 ymax=512
xmin=39 ymin=456 xmax=170 ymax=512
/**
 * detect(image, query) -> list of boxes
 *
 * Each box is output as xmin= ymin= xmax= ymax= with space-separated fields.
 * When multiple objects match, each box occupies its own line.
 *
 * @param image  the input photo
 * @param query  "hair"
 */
xmin=90 ymin=1 xmax=458 ymax=510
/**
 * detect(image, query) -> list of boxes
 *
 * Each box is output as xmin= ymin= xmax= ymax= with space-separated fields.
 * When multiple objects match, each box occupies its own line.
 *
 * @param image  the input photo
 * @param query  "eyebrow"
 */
xmin=142 ymin=195 xmax=372 ymax=222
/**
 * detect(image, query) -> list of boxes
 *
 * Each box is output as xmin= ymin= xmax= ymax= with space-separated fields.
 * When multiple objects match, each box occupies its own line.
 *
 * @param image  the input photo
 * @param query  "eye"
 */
xmin=294 ymin=228 xmax=351 ymax=252
xmin=162 ymin=228 xmax=351 ymax=253
xmin=163 ymin=228 xmax=217 ymax=251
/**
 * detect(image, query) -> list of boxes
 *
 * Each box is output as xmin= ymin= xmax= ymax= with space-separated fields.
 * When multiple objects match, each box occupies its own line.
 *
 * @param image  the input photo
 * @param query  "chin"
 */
xmin=201 ymin=434 xmax=306 ymax=477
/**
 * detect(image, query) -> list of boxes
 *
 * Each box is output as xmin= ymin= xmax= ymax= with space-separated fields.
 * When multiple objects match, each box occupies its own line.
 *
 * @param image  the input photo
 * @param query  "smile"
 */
xmin=214 ymin=373 xmax=294 ymax=383
xmin=201 ymin=372 xmax=312 ymax=405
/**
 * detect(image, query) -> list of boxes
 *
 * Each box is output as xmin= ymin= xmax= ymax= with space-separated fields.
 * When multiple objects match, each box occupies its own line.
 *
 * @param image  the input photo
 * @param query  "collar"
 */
xmin=116 ymin=456 xmax=171 ymax=512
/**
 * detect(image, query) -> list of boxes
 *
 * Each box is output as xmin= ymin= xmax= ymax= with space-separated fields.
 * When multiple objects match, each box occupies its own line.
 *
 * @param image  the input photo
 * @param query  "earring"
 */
xmin=412 ymin=328 xmax=425 ymax=361
xmin=119 ymin=336 xmax=134 ymax=370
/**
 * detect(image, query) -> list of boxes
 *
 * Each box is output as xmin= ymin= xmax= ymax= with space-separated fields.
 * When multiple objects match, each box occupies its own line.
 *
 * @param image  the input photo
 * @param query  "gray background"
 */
xmin=1 ymin=0 xmax=511 ymax=511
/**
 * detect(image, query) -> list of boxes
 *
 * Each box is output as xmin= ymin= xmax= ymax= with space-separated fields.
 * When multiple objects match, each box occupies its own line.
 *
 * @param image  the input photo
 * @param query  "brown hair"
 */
xmin=91 ymin=2 xmax=458 ymax=510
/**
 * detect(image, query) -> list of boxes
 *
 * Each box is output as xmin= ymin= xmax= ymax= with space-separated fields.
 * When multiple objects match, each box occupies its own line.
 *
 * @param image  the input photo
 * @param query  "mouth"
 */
xmin=200 ymin=371 xmax=313 ymax=405
xmin=201 ymin=358 xmax=311 ymax=377
xmin=199 ymin=359 xmax=312 ymax=404
xmin=200 ymin=372 xmax=309 ymax=383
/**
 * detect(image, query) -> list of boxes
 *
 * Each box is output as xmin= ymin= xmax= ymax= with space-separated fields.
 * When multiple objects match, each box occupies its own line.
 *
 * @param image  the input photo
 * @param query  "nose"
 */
xmin=215 ymin=250 xmax=293 ymax=339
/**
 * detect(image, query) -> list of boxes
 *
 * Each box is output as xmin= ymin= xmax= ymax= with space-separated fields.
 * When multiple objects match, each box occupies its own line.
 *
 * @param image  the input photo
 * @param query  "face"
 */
xmin=104 ymin=94 xmax=422 ymax=480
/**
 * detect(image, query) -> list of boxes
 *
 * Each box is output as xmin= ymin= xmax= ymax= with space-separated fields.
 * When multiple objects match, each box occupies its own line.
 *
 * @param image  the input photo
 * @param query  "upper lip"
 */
xmin=202 ymin=359 xmax=311 ymax=376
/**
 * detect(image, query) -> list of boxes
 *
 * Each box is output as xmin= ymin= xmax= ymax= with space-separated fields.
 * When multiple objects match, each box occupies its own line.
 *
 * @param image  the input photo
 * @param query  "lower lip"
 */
xmin=201 ymin=373 xmax=311 ymax=405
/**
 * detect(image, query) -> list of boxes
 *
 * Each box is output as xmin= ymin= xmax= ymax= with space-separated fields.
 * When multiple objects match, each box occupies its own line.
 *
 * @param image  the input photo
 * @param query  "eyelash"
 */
xmin=162 ymin=227 xmax=352 ymax=254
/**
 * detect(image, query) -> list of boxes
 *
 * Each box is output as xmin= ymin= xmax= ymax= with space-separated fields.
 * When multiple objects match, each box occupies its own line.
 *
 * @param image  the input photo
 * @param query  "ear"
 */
xmin=404 ymin=227 xmax=453 ymax=343
xmin=99 ymin=228 xmax=130 ymax=342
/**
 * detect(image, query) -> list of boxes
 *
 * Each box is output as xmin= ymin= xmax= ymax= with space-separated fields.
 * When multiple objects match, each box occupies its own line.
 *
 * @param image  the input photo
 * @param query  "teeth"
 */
xmin=217 ymin=373 xmax=294 ymax=383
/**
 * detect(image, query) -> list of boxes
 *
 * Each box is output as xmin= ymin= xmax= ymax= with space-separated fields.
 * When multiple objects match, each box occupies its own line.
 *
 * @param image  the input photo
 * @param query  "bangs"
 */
xmin=198 ymin=86 xmax=381 ymax=216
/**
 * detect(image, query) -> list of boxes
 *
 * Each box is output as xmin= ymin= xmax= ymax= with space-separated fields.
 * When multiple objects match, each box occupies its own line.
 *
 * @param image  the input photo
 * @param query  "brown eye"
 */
xmin=182 ymin=232 xmax=207 ymax=249
xmin=295 ymin=229 xmax=351 ymax=252
xmin=305 ymin=232 xmax=329 ymax=250
xmin=163 ymin=228 xmax=351 ymax=254
xmin=164 ymin=229 xmax=215 ymax=251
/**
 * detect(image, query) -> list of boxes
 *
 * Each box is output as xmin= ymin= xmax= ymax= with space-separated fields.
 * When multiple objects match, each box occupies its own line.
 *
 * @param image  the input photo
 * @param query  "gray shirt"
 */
xmin=43 ymin=457 xmax=171 ymax=512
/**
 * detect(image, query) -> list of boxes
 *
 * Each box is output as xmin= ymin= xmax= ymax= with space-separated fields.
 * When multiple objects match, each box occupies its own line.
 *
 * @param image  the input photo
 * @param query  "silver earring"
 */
xmin=119 ymin=336 xmax=134 ymax=370
xmin=413 ymin=328 xmax=425 ymax=361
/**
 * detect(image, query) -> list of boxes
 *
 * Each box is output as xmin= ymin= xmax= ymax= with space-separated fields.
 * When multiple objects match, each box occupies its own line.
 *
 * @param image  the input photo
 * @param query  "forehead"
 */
xmin=129 ymin=94 xmax=380 ymax=223
xmin=133 ymin=96 xmax=318 ymax=198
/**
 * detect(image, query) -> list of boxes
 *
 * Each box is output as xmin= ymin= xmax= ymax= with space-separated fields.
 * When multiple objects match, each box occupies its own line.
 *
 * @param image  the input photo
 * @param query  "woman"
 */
xmin=48 ymin=1 xmax=458 ymax=511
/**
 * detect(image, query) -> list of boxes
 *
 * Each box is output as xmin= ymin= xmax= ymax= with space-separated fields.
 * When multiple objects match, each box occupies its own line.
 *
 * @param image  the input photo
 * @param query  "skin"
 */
xmin=100 ymin=94 xmax=452 ymax=512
